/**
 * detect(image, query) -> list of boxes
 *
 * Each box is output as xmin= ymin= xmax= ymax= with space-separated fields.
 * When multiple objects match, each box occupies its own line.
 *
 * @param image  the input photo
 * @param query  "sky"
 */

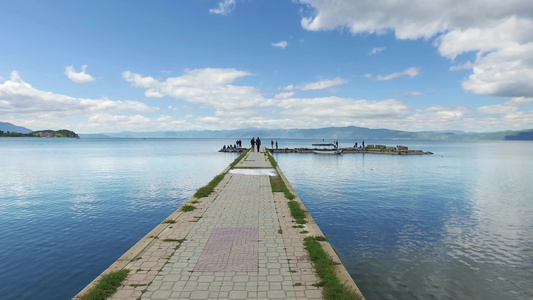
xmin=1 ymin=0 xmax=533 ymax=133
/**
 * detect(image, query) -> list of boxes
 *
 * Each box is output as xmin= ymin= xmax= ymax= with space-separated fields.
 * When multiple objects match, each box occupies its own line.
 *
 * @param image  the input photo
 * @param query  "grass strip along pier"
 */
xmin=75 ymin=147 xmax=364 ymax=300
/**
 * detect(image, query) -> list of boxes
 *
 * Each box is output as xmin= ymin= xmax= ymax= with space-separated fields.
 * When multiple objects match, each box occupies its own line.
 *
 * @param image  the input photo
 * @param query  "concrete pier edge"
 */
xmin=75 ymin=150 xmax=366 ymax=299
xmin=74 ymin=164 xmax=232 ymax=299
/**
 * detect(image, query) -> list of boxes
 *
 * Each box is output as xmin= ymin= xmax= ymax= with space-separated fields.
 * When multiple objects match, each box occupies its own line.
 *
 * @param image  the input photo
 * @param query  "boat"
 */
xmin=311 ymin=143 xmax=343 ymax=155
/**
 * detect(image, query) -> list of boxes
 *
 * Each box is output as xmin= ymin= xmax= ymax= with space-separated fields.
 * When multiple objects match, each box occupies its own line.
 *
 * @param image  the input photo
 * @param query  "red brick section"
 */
xmin=194 ymin=227 xmax=259 ymax=272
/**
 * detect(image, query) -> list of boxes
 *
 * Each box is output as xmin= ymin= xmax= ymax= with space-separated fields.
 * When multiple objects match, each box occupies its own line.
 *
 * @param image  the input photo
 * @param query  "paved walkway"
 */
xmin=76 ymin=148 xmax=354 ymax=299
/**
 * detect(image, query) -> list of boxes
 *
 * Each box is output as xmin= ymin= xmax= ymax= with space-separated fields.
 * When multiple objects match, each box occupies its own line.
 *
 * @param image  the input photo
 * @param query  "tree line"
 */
xmin=0 ymin=129 xmax=79 ymax=138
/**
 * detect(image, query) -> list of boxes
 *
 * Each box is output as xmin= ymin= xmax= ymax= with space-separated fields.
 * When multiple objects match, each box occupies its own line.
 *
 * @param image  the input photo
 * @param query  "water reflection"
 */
xmin=0 ymin=138 xmax=238 ymax=299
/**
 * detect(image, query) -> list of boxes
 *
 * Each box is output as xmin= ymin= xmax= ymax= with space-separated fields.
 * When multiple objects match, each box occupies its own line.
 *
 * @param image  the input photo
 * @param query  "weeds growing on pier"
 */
xmin=230 ymin=149 xmax=249 ymax=169
xmin=163 ymin=238 xmax=185 ymax=243
xmin=180 ymin=205 xmax=196 ymax=212
xmin=80 ymin=269 xmax=129 ymax=300
xmin=194 ymin=174 xmax=225 ymax=198
xmin=304 ymin=236 xmax=361 ymax=300
xmin=265 ymin=148 xmax=278 ymax=168
xmin=268 ymin=170 xmax=295 ymax=200
xmin=288 ymin=200 xmax=307 ymax=224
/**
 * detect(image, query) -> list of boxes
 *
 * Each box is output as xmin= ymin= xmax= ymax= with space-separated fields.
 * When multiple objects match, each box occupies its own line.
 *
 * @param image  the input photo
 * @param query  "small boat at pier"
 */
xmin=311 ymin=143 xmax=343 ymax=155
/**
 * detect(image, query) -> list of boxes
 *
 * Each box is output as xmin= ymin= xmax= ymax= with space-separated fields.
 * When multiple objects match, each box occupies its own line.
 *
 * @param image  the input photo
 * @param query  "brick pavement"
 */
xmin=77 ymin=148 xmax=328 ymax=299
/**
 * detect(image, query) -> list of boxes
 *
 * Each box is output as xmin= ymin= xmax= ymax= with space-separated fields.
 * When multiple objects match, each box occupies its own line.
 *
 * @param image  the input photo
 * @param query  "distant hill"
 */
xmin=0 ymin=122 xmax=79 ymax=138
xmin=80 ymin=126 xmax=533 ymax=141
xmin=0 ymin=122 xmax=32 ymax=134
xmin=0 ymin=129 xmax=79 ymax=138
xmin=504 ymin=130 xmax=533 ymax=140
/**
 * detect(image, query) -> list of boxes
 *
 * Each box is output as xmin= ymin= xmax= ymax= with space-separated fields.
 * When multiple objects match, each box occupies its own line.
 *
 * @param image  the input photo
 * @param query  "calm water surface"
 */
xmin=0 ymin=138 xmax=236 ymax=300
xmin=274 ymin=140 xmax=533 ymax=300
xmin=1 ymin=138 xmax=532 ymax=299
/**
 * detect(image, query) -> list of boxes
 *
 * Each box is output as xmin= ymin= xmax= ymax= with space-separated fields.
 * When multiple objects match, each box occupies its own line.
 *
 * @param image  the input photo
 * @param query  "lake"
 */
xmin=0 ymin=138 xmax=532 ymax=299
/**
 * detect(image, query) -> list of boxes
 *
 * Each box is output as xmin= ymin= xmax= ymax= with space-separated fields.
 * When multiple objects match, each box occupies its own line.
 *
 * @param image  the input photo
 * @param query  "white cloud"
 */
xmin=123 ymin=68 xmax=265 ymax=111
xmin=297 ymin=0 xmax=533 ymax=97
xmin=272 ymin=41 xmax=289 ymax=49
xmin=276 ymin=97 xmax=409 ymax=119
xmin=368 ymin=47 xmax=386 ymax=55
xmin=461 ymin=43 xmax=533 ymax=97
xmin=299 ymin=77 xmax=348 ymax=90
xmin=89 ymin=113 xmax=150 ymax=127
xmin=0 ymin=71 xmax=156 ymax=131
xmin=477 ymin=97 xmax=533 ymax=114
xmin=368 ymin=67 xmax=420 ymax=81
xmin=275 ymin=91 xmax=295 ymax=99
xmin=209 ymin=0 xmax=236 ymax=15
xmin=283 ymin=77 xmax=348 ymax=91
xmin=65 ymin=65 xmax=95 ymax=84
xmin=397 ymin=91 xmax=423 ymax=97
xmin=272 ymin=40 xmax=288 ymax=49
xmin=449 ymin=61 xmax=474 ymax=71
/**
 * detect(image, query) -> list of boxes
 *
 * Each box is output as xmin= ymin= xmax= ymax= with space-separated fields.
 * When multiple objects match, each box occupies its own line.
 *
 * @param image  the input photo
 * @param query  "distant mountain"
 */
xmin=504 ymin=129 xmax=533 ymax=140
xmin=4 ymin=120 xmax=529 ymax=140
xmin=0 ymin=122 xmax=32 ymax=134
xmin=80 ymin=126 xmax=533 ymax=141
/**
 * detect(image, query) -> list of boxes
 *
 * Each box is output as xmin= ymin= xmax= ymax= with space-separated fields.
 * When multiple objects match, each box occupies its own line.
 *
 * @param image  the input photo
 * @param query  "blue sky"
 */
xmin=1 ymin=0 xmax=532 ymax=133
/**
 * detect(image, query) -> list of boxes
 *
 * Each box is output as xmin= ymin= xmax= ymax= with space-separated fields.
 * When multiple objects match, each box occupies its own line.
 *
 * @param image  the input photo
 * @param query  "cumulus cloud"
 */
xmin=123 ymin=68 xmax=265 ymax=111
xmin=283 ymin=77 xmax=348 ymax=91
xmin=368 ymin=47 xmax=386 ymax=55
xmin=0 ymin=71 xmax=156 ymax=130
xmin=300 ymin=77 xmax=348 ymax=90
xmin=272 ymin=40 xmax=288 ymax=49
xmin=276 ymin=97 xmax=409 ymax=119
xmin=477 ymin=97 xmax=533 ymax=114
xmin=449 ymin=61 xmax=474 ymax=71
xmin=275 ymin=91 xmax=295 ymax=99
xmin=209 ymin=0 xmax=236 ymax=15
xmin=89 ymin=113 xmax=150 ymax=127
xmin=65 ymin=65 xmax=95 ymax=83
xmin=366 ymin=67 xmax=420 ymax=81
xmin=297 ymin=0 xmax=533 ymax=97
xmin=461 ymin=43 xmax=533 ymax=97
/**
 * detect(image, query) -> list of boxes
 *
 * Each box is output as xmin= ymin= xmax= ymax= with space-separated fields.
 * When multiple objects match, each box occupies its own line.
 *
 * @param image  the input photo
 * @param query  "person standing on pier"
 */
xmin=271 ymin=140 xmax=274 ymax=149
xmin=362 ymin=140 xmax=365 ymax=148
xmin=251 ymin=137 xmax=255 ymax=152
xmin=275 ymin=141 xmax=278 ymax=149
xmin=256 ymin=137 xmax=261 ymax=152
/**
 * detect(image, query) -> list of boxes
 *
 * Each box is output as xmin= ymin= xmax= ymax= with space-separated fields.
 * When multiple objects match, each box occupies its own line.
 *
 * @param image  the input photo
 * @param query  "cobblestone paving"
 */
xmin=108 ymin=149 xmax=322 ymax=299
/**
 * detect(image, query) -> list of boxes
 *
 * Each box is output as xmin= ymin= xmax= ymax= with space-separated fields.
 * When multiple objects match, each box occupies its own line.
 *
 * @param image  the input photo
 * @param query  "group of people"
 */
xmin=221 ymin=138 xmax=280 ymax=151
xmin=222 ymin=144 xmax=238 ymax=150
xmin=250 ymin=137 xmax=261 ymax=151
xmin=250 ymin=137 xmax=280 ymax=151
xmin=353 ymin=140 xmax=365 ymax=148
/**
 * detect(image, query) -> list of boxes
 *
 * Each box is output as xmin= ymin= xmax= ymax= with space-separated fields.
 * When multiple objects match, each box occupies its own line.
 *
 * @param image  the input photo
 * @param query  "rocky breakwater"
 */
xmin=342 ymin=144 xmax=433 ymax=155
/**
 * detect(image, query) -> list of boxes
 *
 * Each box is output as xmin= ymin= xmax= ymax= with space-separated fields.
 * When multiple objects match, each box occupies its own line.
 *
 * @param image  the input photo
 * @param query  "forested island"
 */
xmin=0 ymin=129 xmax=79 ymax=138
